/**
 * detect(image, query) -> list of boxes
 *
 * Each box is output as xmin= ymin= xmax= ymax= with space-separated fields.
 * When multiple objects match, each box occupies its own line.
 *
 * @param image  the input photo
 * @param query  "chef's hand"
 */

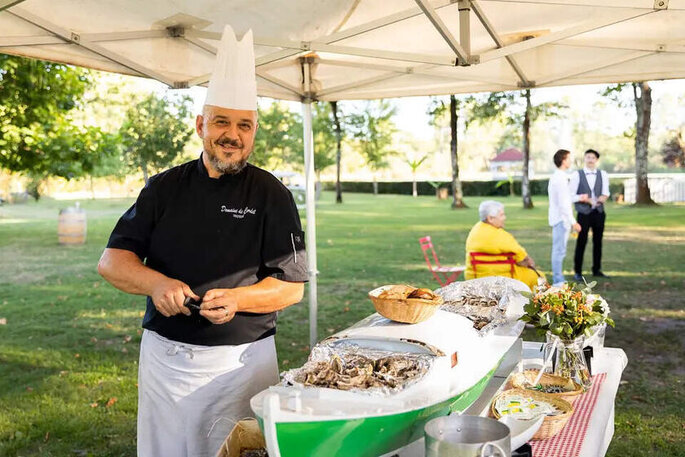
xmin=200 ymin=289 xmax=239 ymax=325
xmin=151 ymin=278 xmax=200 ymax=317
xmin=572 ymin=222 xmax=582 ymax=233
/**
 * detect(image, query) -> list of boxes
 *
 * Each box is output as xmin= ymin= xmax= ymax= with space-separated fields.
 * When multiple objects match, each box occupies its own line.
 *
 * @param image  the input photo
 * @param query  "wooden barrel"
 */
xmin=58 ymin=206 xmax=87 ymax=245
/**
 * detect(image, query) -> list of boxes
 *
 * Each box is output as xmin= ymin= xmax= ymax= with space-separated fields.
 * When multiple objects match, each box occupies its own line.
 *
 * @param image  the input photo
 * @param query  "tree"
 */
xmin=0 ymin=55 xmax=118 ymax=197
xmin=312 ymin=101 xmax=338 ymax=180
xmin=252 ymin=102 xmax=303 ymax=170
xmin=348 ymin=100 xmax=397 ymax=195
xmin=633 ymin=82 xmax=656 ymax=205
xmin=601 ymin=83 xmax=656 ymax=205
xmin=404 ymin=155 xmax=428 ymax=197
xmin=428 ymin=95 xmax=469 ymax=208
xmin=661 ymin=131 xmax=685 ymax=168
xmin=119 ymin=93 xmax=194 ymax=184
xmin=521 ymin=89 xmax=533 ymax=208
xmin=469 ymin=90 xmax=564 ymax=209
xmin=331 ymin=101 xmax=344 ymax=204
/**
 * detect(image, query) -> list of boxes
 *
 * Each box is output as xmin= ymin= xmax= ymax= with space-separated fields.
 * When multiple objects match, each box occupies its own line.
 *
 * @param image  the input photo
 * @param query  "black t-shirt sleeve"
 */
xmin=261 ymin=187 xmax=309 ymax=283
xmin=106 ymin=180 xmax=158 ymax=260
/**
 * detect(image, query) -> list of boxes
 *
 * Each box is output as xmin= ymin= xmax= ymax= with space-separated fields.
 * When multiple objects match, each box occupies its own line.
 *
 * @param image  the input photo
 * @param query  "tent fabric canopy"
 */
xmin=2 ymin=0 xmax=685 ymax=102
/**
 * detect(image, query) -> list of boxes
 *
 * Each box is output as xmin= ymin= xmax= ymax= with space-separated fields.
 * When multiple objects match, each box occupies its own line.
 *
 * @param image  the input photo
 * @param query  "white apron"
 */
xmin=137 ymin=330 xmax=279 ymax=457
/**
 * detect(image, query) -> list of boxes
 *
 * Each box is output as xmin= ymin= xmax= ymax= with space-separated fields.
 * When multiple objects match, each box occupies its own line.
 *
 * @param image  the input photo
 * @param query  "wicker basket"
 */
xmin=491 ymin=388 xmax=574 ymax=441
xmin=510 ymin=370 xmax=583 ymax=404
xmin=368 ymin=285 xmax=443 ymax=324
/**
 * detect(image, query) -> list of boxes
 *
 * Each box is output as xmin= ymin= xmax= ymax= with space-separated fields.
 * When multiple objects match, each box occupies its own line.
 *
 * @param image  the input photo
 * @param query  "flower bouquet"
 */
xmin=520 ymin=281 xmax=614 ymax=388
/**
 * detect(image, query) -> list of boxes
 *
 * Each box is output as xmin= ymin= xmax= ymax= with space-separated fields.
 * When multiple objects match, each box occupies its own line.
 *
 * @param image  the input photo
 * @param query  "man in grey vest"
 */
xmin=570 ymin=149 xmax=610 ymax=280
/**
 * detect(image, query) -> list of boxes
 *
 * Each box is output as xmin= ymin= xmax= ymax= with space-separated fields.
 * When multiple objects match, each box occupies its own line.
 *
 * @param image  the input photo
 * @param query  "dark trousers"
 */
xmin=574 ymin=210 xmax=606 ymax=275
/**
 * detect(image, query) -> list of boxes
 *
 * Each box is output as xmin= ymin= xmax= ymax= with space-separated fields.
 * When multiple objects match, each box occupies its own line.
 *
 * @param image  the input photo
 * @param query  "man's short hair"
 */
xmin=585 ymin=149 xmax=600 ymax=159
xmin=479 ymin=200 xmax=504 ymax=222
xmin=553 ymin=149 xmax=570 ymax=168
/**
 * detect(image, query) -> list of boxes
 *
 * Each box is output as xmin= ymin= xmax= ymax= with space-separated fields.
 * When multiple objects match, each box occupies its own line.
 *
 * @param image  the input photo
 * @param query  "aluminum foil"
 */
xmin=281 ymin=341 xmax=434 ymax=395
xmin=435 ymin=277 xmax=527 ymax=336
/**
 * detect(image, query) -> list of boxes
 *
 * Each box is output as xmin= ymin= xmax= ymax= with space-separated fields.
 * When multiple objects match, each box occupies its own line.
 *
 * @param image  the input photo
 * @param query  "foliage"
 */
xmin=251 ymin=102 xmax=303 ymax=170
xmin=601 ymin=82 xmax=657 ymax=205
xmin=312 ymin=101 xmax=340 ymax=174
xmin=119 ymin=93 xmax=194 ymax=182
xmin=347 ymin=100 xmax=397 ymax=172
xmin=520 ymin=282 xmax=615 ymax=340
xmin=405 ymin=155 xmax=428 ymax=174
xmin=0 ymin=55 xmax=119 ymax=184
xmin=495 ymin=174 xmax=516 ymax=196
xmin=660 ymin=131 xmax=685 ymax=168
xmin=427 ymin=95 xmax=471 ymax=126
xmin=600 ymin=83 xmax=634 ymax=108
xmin=405 ymin=154 xmax=429 ymax=197
xmin=468 ymin=90 xmax=565 ymax=128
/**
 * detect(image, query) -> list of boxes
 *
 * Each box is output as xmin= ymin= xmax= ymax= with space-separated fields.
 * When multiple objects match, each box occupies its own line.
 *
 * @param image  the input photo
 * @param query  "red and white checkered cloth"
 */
xmin=530 ymin=373 xmax=607 ymax=457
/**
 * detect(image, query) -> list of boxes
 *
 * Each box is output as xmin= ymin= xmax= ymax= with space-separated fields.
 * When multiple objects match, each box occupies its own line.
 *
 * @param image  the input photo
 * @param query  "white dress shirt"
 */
xmin=570 ymin=168 xmax=610 ymax=203
xmin=548 ymin=168 xmax=576 ymax=228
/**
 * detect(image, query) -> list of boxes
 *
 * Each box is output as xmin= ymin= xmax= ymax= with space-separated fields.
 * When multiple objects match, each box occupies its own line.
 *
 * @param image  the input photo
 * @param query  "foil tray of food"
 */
xmin=280 ymin=341 xmax=434 ymax=395
xmin=435 ymin=277 xmax=528 ymax=335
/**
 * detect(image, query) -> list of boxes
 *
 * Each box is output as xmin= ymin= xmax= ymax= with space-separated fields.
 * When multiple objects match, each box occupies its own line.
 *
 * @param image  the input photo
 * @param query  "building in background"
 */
xmin=489 ymin=148 xmax=534 ymax=180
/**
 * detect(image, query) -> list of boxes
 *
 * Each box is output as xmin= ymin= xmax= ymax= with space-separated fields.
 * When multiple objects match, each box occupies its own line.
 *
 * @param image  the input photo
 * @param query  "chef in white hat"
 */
xmin=98 ymin=25 xmax=308 ymax=457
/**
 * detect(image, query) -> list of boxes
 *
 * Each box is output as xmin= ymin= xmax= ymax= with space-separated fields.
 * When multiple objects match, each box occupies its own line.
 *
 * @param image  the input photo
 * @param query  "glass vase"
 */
xmin=585 ymin=323 xmax=607 ymax=352
xmin=546 ymin=332 xmax=592 ymax=389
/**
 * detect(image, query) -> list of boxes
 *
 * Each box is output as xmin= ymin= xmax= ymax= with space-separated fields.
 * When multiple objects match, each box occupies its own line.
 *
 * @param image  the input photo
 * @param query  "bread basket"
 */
xmin=368 ymin=285 xmax=443 ymax=324
xmin=510 ymin=369 xmax=583 ymax=404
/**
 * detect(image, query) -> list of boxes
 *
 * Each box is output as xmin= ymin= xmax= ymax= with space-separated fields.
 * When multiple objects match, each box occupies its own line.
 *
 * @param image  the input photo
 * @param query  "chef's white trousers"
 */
xmin=137 ymin=330 xmax=279 ymax=457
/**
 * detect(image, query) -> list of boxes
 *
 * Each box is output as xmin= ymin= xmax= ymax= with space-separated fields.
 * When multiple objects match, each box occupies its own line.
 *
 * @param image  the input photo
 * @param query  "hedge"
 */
xmin=321 ymin=180 xmax=626 ymax=198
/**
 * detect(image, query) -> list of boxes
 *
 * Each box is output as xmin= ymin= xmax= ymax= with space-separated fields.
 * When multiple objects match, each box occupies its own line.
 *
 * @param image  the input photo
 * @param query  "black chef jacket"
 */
xmin=106 ymin=155 xmax=308 ymax=346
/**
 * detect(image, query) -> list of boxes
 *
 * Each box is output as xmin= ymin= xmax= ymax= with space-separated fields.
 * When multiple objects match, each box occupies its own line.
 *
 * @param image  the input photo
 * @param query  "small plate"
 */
xmin=499 ymin=415 xmax=545 ymax=449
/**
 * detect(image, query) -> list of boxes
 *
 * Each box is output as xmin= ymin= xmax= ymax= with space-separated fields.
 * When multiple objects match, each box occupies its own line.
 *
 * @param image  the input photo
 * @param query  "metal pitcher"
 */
xmin=425 ymin=415 xmax=511 ymax=457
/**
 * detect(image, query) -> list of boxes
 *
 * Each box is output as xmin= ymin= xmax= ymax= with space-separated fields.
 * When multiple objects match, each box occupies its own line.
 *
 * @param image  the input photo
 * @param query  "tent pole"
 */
xmin=301 ymin=60 xmax=318 ymax=350
xmin=458 ymin=1 xmax=471 ymax=56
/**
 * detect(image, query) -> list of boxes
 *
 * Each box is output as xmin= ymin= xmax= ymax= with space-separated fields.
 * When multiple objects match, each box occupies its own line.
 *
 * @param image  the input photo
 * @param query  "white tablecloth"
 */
xmin=388 ymin=341 xmax=628 ymax=457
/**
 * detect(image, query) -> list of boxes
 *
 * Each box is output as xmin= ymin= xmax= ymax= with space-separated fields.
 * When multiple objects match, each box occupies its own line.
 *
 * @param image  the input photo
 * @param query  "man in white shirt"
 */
xmin=569 ymin=149 xmax=611 ymax=280
xmin=548 ymin=149 xmax=581 ymax=286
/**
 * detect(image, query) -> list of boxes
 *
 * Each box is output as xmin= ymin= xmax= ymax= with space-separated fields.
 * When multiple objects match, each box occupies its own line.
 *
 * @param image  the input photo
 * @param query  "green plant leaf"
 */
xmin=540 ymin=312 xmax=551 ymax=327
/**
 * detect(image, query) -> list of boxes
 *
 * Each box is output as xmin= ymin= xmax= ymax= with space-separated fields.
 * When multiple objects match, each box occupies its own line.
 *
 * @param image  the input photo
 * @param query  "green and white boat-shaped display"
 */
xmin=251 ymin=310 xmax=525 ymax=457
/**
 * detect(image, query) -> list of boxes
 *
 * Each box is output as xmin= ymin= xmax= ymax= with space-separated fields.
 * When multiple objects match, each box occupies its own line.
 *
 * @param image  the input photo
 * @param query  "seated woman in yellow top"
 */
xmin=464 ymin=200 xmax=544 ymax=291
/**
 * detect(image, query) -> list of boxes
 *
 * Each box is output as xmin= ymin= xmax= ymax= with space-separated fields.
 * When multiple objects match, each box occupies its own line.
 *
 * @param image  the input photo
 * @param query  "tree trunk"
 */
xmin=372 ymin=175 xmax=378 ymax=195
xmin=142 ymin=162 xmax=149 ymax=185
xmin=331 ymin=101 xmax=343 ymax=204
xmin=633 ymin=82 xmax=656 ymax=205
xmin=521 ymin=89 xmax=534 ymax=209
xmin=449 ymin=95 xmax=467 ymax=209
xmin=412 ymin=174 xmax=418 ymax=197
xmin=89 ymin=175 xmax=96 ymax=199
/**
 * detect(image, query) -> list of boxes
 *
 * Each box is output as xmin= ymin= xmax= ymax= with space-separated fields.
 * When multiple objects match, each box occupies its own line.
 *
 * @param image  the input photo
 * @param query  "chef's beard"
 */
xmin=207 ymin=151 xmax=248 ymax=175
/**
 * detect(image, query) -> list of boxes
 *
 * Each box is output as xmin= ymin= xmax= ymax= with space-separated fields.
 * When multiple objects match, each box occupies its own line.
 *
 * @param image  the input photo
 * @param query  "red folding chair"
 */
xmin=419 ymin=236 xmax=465 ymax=286
xmin=469 ymin=252 xmax=516 ymax=278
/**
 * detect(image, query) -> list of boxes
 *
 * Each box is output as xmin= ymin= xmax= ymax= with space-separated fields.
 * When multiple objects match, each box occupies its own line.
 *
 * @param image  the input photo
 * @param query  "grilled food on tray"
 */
xmin=240 ymin=450 xmax=268 ymax=457
xmin=296 ymin=353 xmax=428 ymax=391
xmin=455 ymin=293 xmax=500 ymax=307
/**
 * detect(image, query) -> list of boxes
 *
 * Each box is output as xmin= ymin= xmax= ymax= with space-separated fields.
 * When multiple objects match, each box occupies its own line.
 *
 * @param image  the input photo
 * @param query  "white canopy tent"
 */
xmin=2 ymin=0 xmax=685 ymax=346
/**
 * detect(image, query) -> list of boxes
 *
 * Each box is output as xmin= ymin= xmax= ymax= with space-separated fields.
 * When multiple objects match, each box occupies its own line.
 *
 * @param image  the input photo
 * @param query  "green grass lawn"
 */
xmin=1 ymin=193 xmax=683 ymax=456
